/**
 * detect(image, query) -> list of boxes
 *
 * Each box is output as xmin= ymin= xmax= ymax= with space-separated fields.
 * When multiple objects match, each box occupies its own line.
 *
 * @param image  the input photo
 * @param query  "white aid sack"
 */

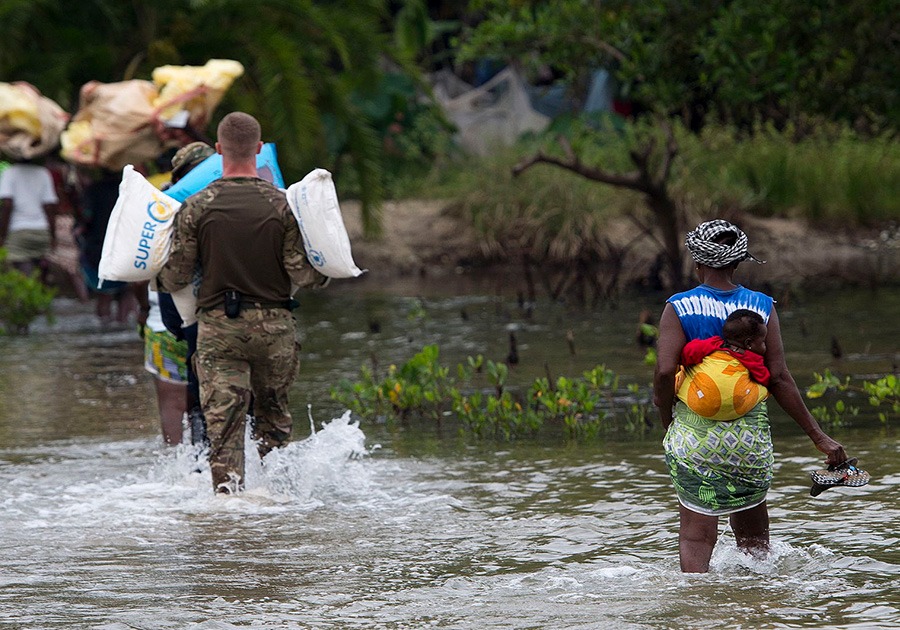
xmin=170 ymin=268 xmax=201 ymax=327
xmin=98 ymin=165 xmax=181 ymax=284
xmin=285 ymin=169 xmax=364 ymax=278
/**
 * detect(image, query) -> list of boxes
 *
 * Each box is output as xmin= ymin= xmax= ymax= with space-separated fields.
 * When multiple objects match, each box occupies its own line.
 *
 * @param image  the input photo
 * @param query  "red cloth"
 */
xmin=681 ymin=336 xmax=770 ymax=386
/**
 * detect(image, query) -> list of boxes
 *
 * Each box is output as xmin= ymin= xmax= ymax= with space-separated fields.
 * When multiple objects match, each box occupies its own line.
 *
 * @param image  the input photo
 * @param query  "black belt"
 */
xmin=200 ymin=301 xmax=291 ymax=313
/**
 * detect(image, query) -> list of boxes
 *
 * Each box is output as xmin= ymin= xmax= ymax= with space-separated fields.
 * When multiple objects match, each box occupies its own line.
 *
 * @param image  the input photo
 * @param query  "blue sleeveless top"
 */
xmin=667 ymin=285 xmax=774 ymax=341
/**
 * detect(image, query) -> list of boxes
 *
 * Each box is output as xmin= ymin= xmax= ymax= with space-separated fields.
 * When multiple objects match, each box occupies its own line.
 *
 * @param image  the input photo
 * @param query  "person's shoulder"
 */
xmin=182 ymin=180 xmax=227 ymax=206
xmin=249 ymin=177 xmax=285 ymax=195
xmin=15 ymin=163 xmax=50 ymax=174
xmin=667 ymin=285 xmax=702 ymax=302
xmin=735 ymin=285 xmax=774 ymax=302
xmin=249 ymin=178 xmax=289 ymax=208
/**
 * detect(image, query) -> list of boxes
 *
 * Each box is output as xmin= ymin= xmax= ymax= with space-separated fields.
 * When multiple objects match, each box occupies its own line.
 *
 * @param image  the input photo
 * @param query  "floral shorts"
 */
xmin=144 ymin=326 xmax=189 ymax=384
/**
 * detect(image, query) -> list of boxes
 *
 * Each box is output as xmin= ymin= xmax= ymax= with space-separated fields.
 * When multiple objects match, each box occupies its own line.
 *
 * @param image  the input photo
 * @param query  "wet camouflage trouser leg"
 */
xmin=195 ymin=308 xmax=300 ymax=493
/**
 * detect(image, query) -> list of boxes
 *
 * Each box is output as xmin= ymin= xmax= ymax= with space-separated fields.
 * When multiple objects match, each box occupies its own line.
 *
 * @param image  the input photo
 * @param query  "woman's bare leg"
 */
xmin=679 ymin=504 xmax=719 ymax=572
xmin=730 ymin=501 xmax=770 ymax=558
xmin=154 ymin=378 xmax=188 ymax=445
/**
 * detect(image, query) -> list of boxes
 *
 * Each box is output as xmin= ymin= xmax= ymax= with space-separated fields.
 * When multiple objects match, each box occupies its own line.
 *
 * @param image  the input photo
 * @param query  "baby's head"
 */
xmin=723 ymin=309 xmax=767 ymax=354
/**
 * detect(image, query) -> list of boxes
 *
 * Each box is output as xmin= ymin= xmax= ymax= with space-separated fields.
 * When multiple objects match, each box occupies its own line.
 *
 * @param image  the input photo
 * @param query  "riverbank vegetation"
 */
xmin=331 ymin=343 xmax=896 ymax=440
xmin=0 ymin=249 xmax=55 ymax=335
xmin=380 ymin=119 xmax=899 ymax=300
xmin=330 ymin=344 xmax=655 ymax=440
xmin=435 ymin=0 xmax=898 ymax=288
xmin=408 ymin=120 xmax=899 ymax=226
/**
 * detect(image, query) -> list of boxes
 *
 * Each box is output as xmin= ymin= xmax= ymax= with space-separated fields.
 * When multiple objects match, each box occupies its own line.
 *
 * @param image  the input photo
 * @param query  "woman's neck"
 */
xmin=698 ymin=267 xmax=737 ymax=290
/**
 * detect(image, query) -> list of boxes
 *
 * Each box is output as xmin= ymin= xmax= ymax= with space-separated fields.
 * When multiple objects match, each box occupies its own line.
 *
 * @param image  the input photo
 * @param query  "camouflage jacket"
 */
xmin=158 ymin=177 xmax=325 ymax=309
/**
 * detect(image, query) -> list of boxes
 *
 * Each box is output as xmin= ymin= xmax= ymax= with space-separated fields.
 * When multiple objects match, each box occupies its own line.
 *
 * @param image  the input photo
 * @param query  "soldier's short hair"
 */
xmin=217 ymin=112 xmax=261 ymax=161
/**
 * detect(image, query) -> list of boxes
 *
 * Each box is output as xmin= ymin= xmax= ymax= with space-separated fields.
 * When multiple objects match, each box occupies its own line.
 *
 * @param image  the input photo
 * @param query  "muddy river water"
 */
xmin=1 ymin=283 xmax=898 ymax=629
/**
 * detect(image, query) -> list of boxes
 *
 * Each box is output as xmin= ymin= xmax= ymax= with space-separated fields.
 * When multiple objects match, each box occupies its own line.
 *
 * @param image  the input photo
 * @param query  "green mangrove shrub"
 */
xmin=0 ymin=248 xmax=56 ymax=335
xmin=806 ymin=369 xmax=899 ymax=426
xmin=330 ymin=344 xmax=654 ymax=440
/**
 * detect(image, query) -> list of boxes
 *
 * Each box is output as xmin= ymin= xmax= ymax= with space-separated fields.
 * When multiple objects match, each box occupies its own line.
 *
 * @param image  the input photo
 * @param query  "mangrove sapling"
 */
xmin=0 ymin=249 xmax=56 ymax=335
xmin=807 ymin=370 xmax=900 ymax=426
xmin=330 ymin=344 xmax=655 ymax=440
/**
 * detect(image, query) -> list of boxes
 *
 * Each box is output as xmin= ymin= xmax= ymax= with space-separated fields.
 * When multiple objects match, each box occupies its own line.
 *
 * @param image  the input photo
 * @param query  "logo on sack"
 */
xmin=133 ymin=195 xmax=175 ymax=270
xmin=309 ymin=249 xmax=325 ymax=267
xmin=146 ymin=195 xmax=176 ymax=222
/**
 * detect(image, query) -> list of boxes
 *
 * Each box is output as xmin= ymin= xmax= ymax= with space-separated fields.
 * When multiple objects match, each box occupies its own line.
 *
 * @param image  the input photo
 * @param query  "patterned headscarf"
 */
xmin=685 ymin=219 xmax=765 ymax=268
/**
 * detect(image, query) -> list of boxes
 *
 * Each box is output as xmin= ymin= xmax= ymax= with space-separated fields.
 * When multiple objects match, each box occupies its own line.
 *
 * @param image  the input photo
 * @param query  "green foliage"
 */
xmin=421 ymin=119 xmax=897 ymax=246
xmin=335 ymin=72 xmax=457 ymax=201
xmin=430 ymin=143 xmax=637 ymax=264
xmin=452 ymin=389 xmax=544 ymax=440
xmin=330 ymin=344 xmax=655 ymax=440
xmin=333 ymin=344 xmax=455 ymax=424
xmin=677 ymin=122 xmax=900 ymax=224
xmin=461 ymin=0 xmax=897 ymax=130
xmin=806 ymin=369 xmax=899 ymax=426
xmin=0 ymin=249 xmax=56 ymax=335
xmin=0 ymin=0 xmax=445 ymax=235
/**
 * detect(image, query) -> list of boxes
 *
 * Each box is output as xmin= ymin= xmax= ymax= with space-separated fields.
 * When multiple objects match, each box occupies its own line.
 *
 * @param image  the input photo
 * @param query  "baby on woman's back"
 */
xmin=676 ymin=309 xmax=770 ymax=420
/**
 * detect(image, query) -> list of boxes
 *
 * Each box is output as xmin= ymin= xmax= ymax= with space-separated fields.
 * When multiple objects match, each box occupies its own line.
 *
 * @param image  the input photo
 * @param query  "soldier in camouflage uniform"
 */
xmin=158 ymin=112 xmax=326 ymax=494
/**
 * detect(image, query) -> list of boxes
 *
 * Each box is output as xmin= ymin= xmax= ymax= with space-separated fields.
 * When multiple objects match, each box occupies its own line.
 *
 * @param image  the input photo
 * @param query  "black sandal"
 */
xmin=810 ymin=457 xmax=871 ymax=497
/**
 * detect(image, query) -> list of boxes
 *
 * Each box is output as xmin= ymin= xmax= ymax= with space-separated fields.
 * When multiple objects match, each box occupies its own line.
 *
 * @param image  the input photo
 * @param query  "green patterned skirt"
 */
xmin=663 ymin=400 xmax=774 ymax=516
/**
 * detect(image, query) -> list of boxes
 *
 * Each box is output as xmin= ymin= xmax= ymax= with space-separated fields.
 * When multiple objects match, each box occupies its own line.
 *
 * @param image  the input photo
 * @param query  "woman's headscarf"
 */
xmin=685 ymin=219 xmax=765 ymax=268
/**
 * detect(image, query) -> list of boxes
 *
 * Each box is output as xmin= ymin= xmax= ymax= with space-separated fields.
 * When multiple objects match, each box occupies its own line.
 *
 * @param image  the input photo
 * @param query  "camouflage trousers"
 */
xmin=195 ymin=307 xmax=300 ymax=493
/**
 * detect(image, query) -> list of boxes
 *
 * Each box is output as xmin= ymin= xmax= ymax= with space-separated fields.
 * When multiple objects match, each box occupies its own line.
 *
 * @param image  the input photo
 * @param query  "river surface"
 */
xmin=1 ymin=283 xmax=898 ymax=629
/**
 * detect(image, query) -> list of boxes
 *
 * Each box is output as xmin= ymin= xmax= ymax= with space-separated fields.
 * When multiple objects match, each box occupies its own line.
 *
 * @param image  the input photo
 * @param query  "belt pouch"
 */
xmin=224 ymin=290 xmax=242 ymax=318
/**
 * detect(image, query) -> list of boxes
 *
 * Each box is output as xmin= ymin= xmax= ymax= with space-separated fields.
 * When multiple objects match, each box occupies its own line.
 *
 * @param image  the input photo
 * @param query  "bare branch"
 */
xmin=580 ymin=36 xmax=628 ymax=63
xmin=629 ymin=136 xmax=655 ymax=170
xmin=513 ymin=139 xmax=647 ymax=191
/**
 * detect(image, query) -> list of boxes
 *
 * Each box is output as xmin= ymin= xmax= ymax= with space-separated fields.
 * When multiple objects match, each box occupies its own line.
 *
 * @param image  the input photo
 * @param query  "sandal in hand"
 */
xmin=810 ymin=458 xmax=870 ymax=497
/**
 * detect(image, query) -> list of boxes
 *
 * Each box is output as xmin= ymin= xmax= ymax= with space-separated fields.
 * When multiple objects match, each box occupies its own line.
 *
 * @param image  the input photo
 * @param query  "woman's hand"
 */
xmin=812 ymin=433 xmax=848 ymax=466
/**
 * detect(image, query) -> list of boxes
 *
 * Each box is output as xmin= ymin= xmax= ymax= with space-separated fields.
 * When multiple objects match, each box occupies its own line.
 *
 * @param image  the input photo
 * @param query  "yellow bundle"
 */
xmin=60 ymin=59 xmax=243 ymax=170
xmin=60 ymin=79 xmax=161 ymax=171
xmin=152 ymin=59 xmax=244 ymax=124
xmin=0 ymin=83 xmax=41 ymax=137
xmin=0 ymin=82 xmax=69 ymax=159
xmin=675 ymin=351 xmax=768 ymax=421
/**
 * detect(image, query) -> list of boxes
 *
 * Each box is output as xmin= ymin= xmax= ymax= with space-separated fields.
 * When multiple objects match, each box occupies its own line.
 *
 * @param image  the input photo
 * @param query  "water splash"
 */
xmin=148 ymin=410 xmax=375 ymax=508
xmin=254 ymin=410 xmax=373 ymax=503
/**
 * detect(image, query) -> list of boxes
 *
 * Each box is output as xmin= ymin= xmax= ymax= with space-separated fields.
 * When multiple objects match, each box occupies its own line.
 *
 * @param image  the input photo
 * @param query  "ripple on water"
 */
xmin=1 ymin=411 xmax=898 ymax=628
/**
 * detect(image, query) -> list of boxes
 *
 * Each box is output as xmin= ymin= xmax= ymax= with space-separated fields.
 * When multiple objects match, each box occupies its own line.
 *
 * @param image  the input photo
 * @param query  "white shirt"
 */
xmin=0 ymin=163 xmax=58 ymax=232
xmin=146 ymin=289 xmax=167 ymax=333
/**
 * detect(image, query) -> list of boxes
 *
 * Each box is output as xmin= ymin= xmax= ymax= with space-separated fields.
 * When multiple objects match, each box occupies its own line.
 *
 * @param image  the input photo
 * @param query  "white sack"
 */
xmin=171 ymin=270 xmax=201 ymax=327
xmin=285 ymin=169 xmax=364 ymax=279
xmin=98 ymin=166 xmax=181 ymax=284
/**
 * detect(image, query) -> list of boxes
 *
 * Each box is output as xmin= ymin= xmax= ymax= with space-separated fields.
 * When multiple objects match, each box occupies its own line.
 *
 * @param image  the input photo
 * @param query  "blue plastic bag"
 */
xmin=165 ymin=142 xmax=284 ymax=202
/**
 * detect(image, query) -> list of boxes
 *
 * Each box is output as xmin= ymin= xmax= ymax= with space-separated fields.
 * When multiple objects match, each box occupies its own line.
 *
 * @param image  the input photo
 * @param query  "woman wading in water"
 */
xmin=653 ymin=219 xmax=848 ymax=573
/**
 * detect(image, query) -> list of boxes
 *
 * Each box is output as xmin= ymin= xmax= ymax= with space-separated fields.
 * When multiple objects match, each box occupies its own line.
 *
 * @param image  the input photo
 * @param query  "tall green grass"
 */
xmin=410 ymin=121 xmax=898 ymax=228
xmin=410 ymin=146 xmax=641 ymax=261
xmin=388 ymin=120 xmax=897 ymax=286
xmin=678 ymin=123 xmax=900 ymax=224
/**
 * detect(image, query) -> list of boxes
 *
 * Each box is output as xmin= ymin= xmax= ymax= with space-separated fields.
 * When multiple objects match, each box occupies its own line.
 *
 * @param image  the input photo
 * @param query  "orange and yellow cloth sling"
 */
xmin=675 ymin=350 xmax=769 ymax=421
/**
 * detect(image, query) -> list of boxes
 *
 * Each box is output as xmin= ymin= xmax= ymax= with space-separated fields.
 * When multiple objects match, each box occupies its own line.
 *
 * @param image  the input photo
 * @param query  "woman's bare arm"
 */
xmin=765 ymin=306 xmax=847 ymax=465
xmin=653 ymin=303 xmax=685 ymax=431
